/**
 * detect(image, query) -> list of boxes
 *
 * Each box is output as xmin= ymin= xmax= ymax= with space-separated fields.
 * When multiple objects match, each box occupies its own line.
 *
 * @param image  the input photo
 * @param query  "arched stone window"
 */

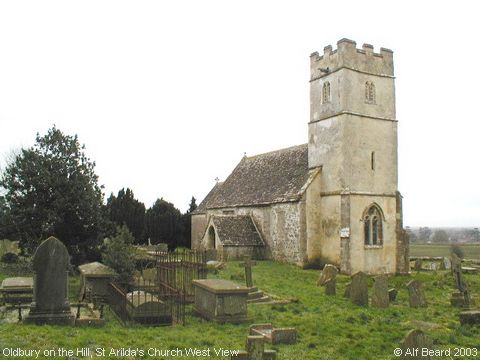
xmin=363 ymin=204 xmax=383 ymax=246
xmin=365 ymin=81 xmax=375 ymax=104
xmin=322 ymin=81 xmax=331 ymax=104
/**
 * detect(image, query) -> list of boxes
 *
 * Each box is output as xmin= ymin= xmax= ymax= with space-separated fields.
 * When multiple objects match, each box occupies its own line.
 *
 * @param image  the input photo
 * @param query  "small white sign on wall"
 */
xmin=340 ymin=227 xmax=350 ymax=238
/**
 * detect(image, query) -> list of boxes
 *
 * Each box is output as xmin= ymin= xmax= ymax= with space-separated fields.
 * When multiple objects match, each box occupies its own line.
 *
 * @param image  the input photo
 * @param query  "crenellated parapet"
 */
xmin=310 ymin=38 xmax=394 ymax=81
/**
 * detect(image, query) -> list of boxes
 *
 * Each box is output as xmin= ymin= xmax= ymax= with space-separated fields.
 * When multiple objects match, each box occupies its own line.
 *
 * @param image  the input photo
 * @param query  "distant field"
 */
xmin=410 ymin=243 xmax=480 ymax=259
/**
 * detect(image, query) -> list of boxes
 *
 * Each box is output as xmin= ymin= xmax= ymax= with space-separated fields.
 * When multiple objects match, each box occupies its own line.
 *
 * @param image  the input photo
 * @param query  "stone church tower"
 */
xmin=192 ymin=38 xmax=409 ymax=275
xmin=307 ymin=39 xmax=408 ymax=274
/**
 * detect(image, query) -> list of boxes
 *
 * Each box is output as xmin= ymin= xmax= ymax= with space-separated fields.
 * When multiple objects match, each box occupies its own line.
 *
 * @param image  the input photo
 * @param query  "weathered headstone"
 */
xmin=324 ymin=278 xmax=336 ymax=296
xmin=350 ymin=272 xmax=368 ymax=306
xmin=406 ymin=280 xmax=427 ymax=308
xmin=442 ymin=257 xmax=451 ymax=270
xmin=388 ymin=288 xmax=398 ymax=302
xmin=240 ymin=256 xmax=257 ymax=288
xmin=450 ymin=253 xmax=471 ymax=307
xmin=451 ymin=253 xmax=462 ymax=277
xmin=414 ymin=259 xmax=422 ymax=271
xmin=246 ymin=336 xmax=264 ymax=360
xmin=400 ymin=329 xmax=433 ymax=359
xmin=232 ymin=335 xmax=277 ymax=360
xmin=371 ymin=275 xmax=389 ymax=308
xmin=24 ymin=237 xmax=75 ymax=325
xmin=317 ymin=264 xmax=338 ymax=286
xmin=343 ymin=282 xmax=351 ymax=298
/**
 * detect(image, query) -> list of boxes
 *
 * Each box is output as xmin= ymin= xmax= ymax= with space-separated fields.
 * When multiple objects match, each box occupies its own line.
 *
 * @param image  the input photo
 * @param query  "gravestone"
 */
xmin=406 ymin=280 xmax=427 ymax=308
xmin=324 ymin=278 xmax=336 ymax=296
xmin=24 ymin=237 xmax=75 ymax=325
xmin=400 ymin=329 xmax=433 ymax=359
xmin=240 ymin=256 xmax=256 ymax=288
xmin=442 ymin=257 xmax=451 ymax=270
xmin=317 ymin=264 xmax=338 ymax=286
xmin=450 ymin=253 xmax=471 ymax=307
xmin=371 ymin=275 xmax=389 ymax=308
xmin=350 ymin=272 xmax=368 ymax=306
xmin=343 ymin=282 xmax=351 ymax=298
xmin=451 ymin=253 xmax=462 ymax=277
xmin=388 ymin=288 xmax=398 ymax=302
xmin=246 ymin=336 xmax=264 ymax=360
xmin=414 ymin=259 xmax=422 ymax=271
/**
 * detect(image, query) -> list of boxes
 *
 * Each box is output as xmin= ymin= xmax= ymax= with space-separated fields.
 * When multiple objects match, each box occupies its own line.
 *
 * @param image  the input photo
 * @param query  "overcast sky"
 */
xmin=0 ymin=1 xmax=479 ymax=227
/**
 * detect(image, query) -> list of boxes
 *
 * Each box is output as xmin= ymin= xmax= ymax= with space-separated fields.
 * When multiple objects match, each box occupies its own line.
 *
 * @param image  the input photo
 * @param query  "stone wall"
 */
xmin=269 ymin=202 xmax=305 ymax=264
xmin=192 ymin=202 xmax=306 ymax=265
xmin=348 ymin=195 xmax=398 ymax=274
xmin=306 ymin=170 xmax=322 ymax=261
xmin=221 ymin=245 xmax=265 ymax=261
xmin=191 ymin=213 xmax=208 ymax=250
xmin=317 ymin=195 xmax=342 ymax=265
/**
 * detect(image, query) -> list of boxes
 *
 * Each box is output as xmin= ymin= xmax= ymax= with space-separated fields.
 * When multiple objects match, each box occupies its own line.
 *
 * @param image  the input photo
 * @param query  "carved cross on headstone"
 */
xmin=240 ymin=255 xmax=256 ymax=288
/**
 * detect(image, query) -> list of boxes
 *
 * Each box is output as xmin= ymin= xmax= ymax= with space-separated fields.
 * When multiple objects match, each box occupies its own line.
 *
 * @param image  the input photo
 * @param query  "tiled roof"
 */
xmin=194 ymin=182 xmax=224 ymax=214
xmin=197 ymin=144 xmax=309 ymax=210
xmin=212 ymin=215 xmax=264 ymax=246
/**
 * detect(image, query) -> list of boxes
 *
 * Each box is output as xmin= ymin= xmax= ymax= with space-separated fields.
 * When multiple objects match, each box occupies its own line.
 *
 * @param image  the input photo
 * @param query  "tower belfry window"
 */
xmin=365 ymin=81 xmax=375 ymax=104
xmin=322 ymin=81 xmax=331 ymax=104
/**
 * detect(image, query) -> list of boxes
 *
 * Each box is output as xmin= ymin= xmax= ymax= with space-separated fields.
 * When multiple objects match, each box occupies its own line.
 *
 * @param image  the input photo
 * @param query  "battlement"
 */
xmin=310 ymin=38 xmax=394 ymax=81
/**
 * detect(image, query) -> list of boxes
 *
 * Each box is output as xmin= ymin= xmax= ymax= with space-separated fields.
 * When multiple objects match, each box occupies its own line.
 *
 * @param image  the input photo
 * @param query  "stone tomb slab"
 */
xmin=78 ymin=262 xmax=116 ymax=304
xmin=459 ymin=310 xmax=480 ymax=325
xmin=249 ymin=323 xmax=297 ymax=345
xmin=125 ymin=290 xmax=171 ymax=324
xmin=0 ymin=277 xmax=33 ymax=304
xmin=192 ymin=279 xmax=249 ymax=323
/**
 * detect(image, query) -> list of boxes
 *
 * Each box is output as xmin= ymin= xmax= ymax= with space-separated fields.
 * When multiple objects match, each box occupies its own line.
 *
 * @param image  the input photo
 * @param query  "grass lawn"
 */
xmin=410 ymin=244 xmax=480 ymax=260
xmin=1 ymin=261 xmax=479 ymax=359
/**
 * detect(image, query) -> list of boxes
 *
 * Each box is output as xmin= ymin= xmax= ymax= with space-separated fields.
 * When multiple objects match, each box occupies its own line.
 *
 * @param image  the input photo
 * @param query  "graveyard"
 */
xmin=1 ymin=246 xmax=480 ymax=360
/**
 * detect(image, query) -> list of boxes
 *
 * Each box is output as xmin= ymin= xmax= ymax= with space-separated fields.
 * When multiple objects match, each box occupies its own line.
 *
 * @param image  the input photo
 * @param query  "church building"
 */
xmin=191 ymin=39 xmax=409 ymax=275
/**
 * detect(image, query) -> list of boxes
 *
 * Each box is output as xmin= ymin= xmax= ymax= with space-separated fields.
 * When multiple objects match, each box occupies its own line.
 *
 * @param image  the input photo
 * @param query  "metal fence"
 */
xmin=108 ymin=250 xmax=207 ymax=326
xmin=155 ymin=250 xmax=208 ymax=304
